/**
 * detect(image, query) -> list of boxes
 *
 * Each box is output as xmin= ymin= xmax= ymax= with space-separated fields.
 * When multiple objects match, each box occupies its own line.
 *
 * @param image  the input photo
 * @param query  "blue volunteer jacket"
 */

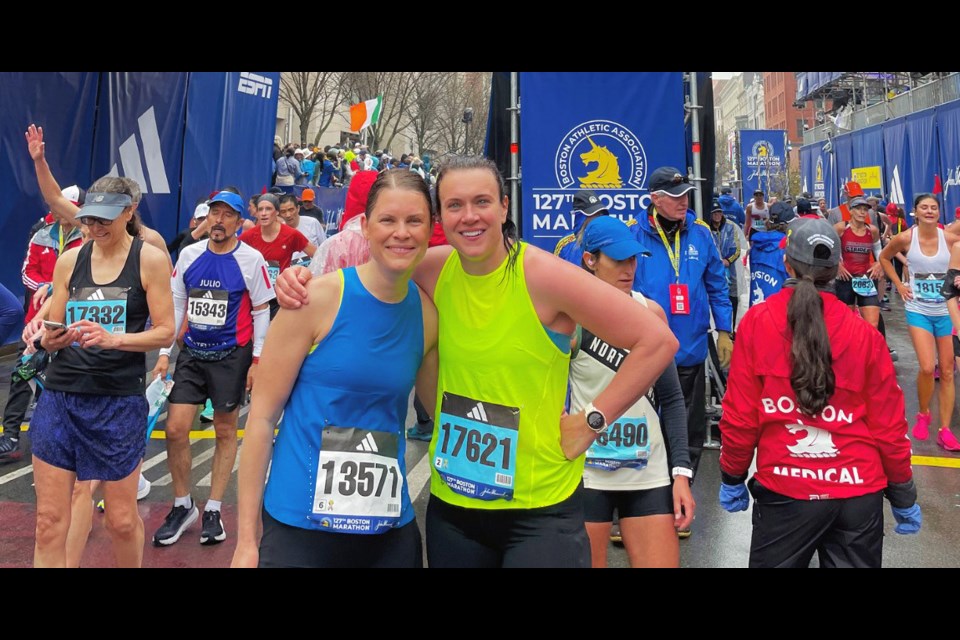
xmin=632 ymin=209 xmax=732 ymax=367
xmin=718 ymin=194 xmax=745 ymax=227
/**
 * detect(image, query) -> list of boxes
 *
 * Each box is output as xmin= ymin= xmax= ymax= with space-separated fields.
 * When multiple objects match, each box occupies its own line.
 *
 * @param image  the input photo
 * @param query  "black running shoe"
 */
xmin=200 ymin=509 xmax=227 ymax=546
xmin=0 ymin=435 xmax=21 ymax=462
xmin=153 ymin=503 xmax=199 ymax=546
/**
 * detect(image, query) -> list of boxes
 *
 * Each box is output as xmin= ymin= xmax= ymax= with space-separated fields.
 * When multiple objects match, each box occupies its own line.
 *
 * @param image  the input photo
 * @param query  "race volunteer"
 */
xmin=239 ymin=193 xmax=316 ymax=317
xmin=631 ymin=166 xmax=733 ymax=500
xmin=719 ymin=217 xmax=920 ymax=568
xmin=151 ymin=191 xmax=275 ymax=547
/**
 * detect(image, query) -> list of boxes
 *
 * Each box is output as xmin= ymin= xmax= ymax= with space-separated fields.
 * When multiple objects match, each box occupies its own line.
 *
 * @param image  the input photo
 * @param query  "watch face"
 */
xmin=587 ymin=411 xmax=605 ymax=430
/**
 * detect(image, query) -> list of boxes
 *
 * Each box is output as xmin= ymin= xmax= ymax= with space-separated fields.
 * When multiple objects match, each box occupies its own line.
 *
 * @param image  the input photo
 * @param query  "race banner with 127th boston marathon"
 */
xmin=519 ymin=73 xmax=686 ymax=253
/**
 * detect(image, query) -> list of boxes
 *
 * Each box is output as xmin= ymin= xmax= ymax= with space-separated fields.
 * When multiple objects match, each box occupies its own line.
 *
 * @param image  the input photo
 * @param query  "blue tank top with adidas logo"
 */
xmin=263 ymin=267 xmax=423 ymax=534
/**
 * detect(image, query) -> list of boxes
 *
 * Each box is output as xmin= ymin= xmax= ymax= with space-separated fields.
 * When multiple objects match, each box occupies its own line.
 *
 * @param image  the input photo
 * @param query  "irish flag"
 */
xmin=350 ymin=96 xmax=383 ymax=132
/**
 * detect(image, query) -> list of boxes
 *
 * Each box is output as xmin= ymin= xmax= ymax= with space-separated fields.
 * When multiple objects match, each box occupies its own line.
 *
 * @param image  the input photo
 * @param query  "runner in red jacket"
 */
xmin=718 ymin=217 xmax=920 ymax=568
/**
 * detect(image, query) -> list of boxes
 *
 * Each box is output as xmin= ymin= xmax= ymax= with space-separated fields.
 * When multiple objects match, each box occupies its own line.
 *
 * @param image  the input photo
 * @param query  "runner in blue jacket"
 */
xmin=718 ymin=187 xmax=745 ymax=228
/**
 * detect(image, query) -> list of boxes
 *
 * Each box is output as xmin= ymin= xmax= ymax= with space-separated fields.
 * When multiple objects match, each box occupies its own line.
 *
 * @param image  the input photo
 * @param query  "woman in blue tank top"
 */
xmin=233 ymin=170 xmax=439 ymax=568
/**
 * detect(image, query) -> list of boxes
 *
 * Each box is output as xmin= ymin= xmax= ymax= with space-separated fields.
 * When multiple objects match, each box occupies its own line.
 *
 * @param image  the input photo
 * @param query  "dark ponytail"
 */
xmin=786 ymin=255 xmax=837 ymax=415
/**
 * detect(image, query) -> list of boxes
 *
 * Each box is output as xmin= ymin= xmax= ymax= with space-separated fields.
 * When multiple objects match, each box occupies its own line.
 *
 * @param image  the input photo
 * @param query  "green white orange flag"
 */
xmin=350 ymin=96 xmax=383 ymax=132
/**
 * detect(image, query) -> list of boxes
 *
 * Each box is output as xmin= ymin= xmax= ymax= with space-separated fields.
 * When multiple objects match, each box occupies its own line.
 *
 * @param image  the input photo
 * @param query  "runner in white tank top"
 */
xmin=880 ymin=193 xmax=960 ymax=452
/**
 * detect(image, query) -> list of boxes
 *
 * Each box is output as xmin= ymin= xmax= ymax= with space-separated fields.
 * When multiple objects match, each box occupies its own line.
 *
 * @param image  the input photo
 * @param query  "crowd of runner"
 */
xmin=1 ymin=123 xmax=944 ymax=568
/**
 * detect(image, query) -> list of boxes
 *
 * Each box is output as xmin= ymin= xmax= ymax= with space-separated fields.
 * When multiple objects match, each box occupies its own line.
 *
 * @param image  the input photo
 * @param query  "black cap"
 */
xmin=796 ymin=198 xmax=813 ymax=215
xmin=649 ymin=166 xmax=696 ymax=196
xmin=721 ymin=186 xmax=732 ymax=194
xmin=571 ymin=189 xmax=607 ymax=216
xmin=753 ymin=189 xmax=764 ymax=196
xmin=710 ymin=199 xmax=723 ymax=213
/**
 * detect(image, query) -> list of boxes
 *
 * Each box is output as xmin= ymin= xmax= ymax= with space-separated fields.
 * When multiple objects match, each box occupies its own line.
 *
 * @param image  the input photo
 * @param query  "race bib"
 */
xmin=851 ymin=276 xmax=877 ymax=297
xmin=585 ymin=417 xmax=651 ymax=471
xmin=310 ymin=426 xmax=403 ymax=534
xmin=913 ymin=272 xmax=945 ymax=302
xmin=434 ymin=392 xmax=519 ymax=501
xmin=66 ymin=286 xmax=128 ymax=334
xmin=187 ymin=288 xmax=228 ymax=327
xmin=266 ymin=261 xmax=281 ymax=286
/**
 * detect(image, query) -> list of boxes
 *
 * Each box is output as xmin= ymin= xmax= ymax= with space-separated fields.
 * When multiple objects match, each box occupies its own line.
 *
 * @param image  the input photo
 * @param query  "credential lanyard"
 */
xmin=653 ymin=216 xmax=681 ymax=282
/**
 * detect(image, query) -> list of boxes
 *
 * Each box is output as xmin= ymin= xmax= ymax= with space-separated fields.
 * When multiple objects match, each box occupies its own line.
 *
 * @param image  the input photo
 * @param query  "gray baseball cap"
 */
xmin=785 ymin=218 xmax=841 ymax=268
xmin=80 ymin=191 xmax=133 ymax=220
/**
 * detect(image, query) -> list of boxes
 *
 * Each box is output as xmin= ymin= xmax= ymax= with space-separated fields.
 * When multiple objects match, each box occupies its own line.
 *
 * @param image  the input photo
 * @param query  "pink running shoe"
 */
xmin=937 ymin=429 xmax=960 ymax=452
xmin=913 ymin=412 xmax=931 ymax=440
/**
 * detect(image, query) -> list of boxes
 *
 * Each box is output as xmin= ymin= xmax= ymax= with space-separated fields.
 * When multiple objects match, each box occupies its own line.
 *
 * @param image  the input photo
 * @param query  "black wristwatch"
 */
xmin=584 ymin=402 xmax=608 ymax=434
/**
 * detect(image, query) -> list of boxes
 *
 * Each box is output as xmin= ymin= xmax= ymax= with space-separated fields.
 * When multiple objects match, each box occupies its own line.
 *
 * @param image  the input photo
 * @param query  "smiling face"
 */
xmin=360 ymin=186 xmax=432 ymax=274
xmin=437 ymin=167 xmax=509 ymax=274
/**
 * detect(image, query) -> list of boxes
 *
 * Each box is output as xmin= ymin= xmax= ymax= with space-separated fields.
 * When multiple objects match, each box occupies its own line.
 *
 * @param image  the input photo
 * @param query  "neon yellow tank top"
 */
xmin=428 ymin=242 xmax=582 ymax=509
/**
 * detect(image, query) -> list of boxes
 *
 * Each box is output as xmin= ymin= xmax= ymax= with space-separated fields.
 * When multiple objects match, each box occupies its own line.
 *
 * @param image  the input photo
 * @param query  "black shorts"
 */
xmin=954 ymin=334 xmax=960 ymax=359
xmin=834 ymin=278 xmax=880 ymax=308
xmin=425 ymin=485 xmax=591 ymax=568
xmin=747 ymin=478 xmax=883 ymax=568
xmin=258 ymin=507 xmax=423 ymax=568
xmin=583 ymin=484 xmax=674 ymax=522
xmin=168 ymin=342 xmax=252 ymax=412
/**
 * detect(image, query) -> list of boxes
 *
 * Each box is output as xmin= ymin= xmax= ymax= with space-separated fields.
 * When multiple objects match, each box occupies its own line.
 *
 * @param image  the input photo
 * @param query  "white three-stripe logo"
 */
xmin=106 ymin=106 xmax=170 ymax=195
xmin=355 ymin=433 xmax=378 ymax=452
xmin=88 ymin=288 xmax=105 ymax=301
xmin=890 ymin=165 xmax=904 ymax=205
xmin=466 ymin=403 xmax=488 ymax=422
xmin=202 ymin=291 xmax=214 ymax=299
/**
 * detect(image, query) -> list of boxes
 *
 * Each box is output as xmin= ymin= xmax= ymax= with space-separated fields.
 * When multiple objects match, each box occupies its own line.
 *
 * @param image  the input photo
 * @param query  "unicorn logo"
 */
xmin=579 ymin=137 xmax=623 ymax=188
xmin=815 ymin=157 xmax=823 ymax=183
xmin=785 ymin=420 xmax=839 ymax=458
xmin=554 ymin=119 xmax=646 ymax=190
xmin=757 ymin=144 xmax=769 ymax=158
xmin=752 ymin=283 xmax=765 ymax=305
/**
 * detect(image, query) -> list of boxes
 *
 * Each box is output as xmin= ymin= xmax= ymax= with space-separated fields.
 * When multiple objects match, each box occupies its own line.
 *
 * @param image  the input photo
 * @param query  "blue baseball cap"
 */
xmin=583 ymin=216 xmax=644 ymax=261
xmin=207 ymin=191 xmax=244 ymax=214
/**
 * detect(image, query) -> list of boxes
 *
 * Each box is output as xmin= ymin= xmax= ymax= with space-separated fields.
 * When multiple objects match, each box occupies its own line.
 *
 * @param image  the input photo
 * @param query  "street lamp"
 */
xmin=462 ymin=108 xmax=474 ymax=154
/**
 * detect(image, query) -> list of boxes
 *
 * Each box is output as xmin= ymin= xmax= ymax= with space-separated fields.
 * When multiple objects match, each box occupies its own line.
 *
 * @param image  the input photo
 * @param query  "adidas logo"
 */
xmin=355 ymin=433 xmax=378 ymax=453
xmin=106 ymin=106 xmax=170 ymax=195
xmin=466 ymin=403 xmax=488 ymax=422
xmin=87 ymin=288 xmax=106 ymax=301
xmin=202 ymin=291 xmax=214 ymax=299
xmin=238 ymin=72 xmax=273 ymax=99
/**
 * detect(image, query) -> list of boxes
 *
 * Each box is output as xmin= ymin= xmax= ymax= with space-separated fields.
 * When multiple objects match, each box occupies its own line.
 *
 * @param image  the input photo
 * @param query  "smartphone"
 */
xmin=42 ymin=320 xmax=68 ymax=332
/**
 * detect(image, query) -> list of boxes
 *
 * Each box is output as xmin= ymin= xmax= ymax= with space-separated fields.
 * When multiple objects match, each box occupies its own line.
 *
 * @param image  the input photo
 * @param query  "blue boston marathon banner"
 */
xmin=834 ymin=133 xmax=853 ymax=200
xmin=91 ymin=72 xmax=189 ymax=241
xmin=905 ymin=108 xmax=940 ymax=222
xmin=937 ymin=100 xmax=960 ymax=224
xmin=883 ymin=116 xmax=910 ymax=221
xmin=519 ymin=72 xmax=686 ymax=252
xmin=181 ymin=72 xmax=280 ymax=233
xmin=739 ymin=129 xmax=787 ymax=198
xmin=0 ymin=72 xmax=99 ymax=314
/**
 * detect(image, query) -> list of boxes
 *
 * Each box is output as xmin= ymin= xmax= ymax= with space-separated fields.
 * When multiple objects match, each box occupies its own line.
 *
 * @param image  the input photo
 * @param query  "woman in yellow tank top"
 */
xmin=275 ymin=155 xmax=678 ymax=567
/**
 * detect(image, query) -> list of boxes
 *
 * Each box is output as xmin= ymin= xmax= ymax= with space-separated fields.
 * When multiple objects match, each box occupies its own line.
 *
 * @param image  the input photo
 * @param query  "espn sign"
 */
xmin=238 ymin=72 xmax=272 ymax=99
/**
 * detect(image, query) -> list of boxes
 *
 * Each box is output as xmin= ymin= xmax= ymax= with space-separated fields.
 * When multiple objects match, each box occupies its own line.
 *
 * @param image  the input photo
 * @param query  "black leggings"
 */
xmin=258 ymin=508 xmax=423 ymax=568
xmin=426 ymin=486 xmax=591 ymax=568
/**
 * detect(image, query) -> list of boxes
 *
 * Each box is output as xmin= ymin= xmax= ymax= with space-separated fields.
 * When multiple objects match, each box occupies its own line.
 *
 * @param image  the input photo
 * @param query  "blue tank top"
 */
xmin=263 ymin=267 xmax=424 ymax=534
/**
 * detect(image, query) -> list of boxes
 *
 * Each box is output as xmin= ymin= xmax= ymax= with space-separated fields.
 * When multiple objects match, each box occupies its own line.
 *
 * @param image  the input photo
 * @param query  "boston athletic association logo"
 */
xmin=555 ymin=120 xmax=647 ymax=191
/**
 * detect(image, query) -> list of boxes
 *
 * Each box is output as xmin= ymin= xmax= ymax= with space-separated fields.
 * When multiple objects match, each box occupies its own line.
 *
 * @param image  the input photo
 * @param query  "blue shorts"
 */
xmin=30 ymin=389 xmax=147 ymax=481
xmin=904 ymin=310 xmax=953 ymax=338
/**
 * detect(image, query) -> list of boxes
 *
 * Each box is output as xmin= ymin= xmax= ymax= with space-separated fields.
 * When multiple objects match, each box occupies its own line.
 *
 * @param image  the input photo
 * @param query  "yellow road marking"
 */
xmin=20 ymin=425 xmax=274 ymax=440
xmin=912 ymin=455 xmax=960 ymax=468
